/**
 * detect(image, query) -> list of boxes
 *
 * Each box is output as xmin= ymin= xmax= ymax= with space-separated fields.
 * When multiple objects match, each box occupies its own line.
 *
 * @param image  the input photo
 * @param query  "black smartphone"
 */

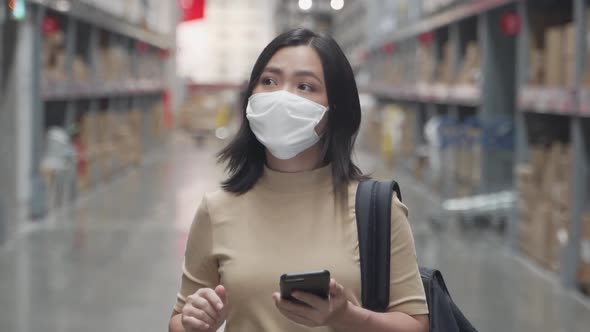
xmin=280 ymin=270 xmax=330 ymax=304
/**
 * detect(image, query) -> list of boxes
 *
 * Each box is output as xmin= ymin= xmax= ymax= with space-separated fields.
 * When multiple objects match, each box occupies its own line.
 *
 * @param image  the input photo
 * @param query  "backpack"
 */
xmin=355 ymin=179 xmax=478 ymax=332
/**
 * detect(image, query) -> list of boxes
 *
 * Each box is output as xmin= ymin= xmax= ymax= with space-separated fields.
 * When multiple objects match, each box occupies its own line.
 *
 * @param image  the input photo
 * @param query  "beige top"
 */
xmin=174 ymin=165 xmax=428 ymax=331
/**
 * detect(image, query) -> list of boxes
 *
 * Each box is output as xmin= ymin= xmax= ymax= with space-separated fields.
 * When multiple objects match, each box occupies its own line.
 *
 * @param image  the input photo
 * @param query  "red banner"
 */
xmin=178 ymin=0 xmax=205 ymax=22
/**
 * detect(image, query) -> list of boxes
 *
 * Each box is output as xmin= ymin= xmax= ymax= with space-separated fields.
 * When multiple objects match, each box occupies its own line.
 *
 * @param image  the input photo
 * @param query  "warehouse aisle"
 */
xmin=0 ymin=134 xmax=589 ymax=332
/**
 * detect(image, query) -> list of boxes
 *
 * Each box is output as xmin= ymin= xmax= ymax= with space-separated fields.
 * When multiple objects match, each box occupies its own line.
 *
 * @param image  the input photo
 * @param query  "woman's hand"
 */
xmin=272 ymin=278 xmax=349 ymax=328
xmin=181 ymin=285 xmax=229 ymax=332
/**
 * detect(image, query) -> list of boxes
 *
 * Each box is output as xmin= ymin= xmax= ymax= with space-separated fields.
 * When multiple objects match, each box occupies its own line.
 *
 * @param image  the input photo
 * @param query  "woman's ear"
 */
xmin=315 ymin=111 xmax=330 ymax=136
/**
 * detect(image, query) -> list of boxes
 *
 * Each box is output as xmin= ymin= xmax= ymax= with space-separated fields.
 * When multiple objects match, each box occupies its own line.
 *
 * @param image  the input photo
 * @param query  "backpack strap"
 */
xmin=355 ymin=179 xmax=402 ymax=312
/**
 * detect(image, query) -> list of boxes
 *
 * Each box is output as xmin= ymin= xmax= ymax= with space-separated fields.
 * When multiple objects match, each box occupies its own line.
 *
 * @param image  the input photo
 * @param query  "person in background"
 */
xmin=168 ymin=28 xmax=429 ymax=332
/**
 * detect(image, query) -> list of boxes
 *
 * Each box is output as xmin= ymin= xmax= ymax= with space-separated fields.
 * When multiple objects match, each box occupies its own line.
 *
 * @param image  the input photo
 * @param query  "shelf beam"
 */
xmin=383 ymin=0 xmax=519 ymax=44
xmin=26 ymin=0 xmax=171 ymax=49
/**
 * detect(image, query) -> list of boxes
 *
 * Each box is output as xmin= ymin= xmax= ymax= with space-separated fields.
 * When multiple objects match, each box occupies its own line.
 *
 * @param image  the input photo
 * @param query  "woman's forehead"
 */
xmin=265 ymin=46 xmax=324 ymax=76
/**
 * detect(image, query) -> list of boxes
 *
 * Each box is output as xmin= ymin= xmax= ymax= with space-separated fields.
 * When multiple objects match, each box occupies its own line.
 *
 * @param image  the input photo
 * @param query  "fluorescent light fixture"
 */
xmin=298 ymin=0 xmax=312 ymax=11
xmin=331 ymin=0 xmax=344 ymax=10
xmin=55 ymin=0 xmax=71 ymax=12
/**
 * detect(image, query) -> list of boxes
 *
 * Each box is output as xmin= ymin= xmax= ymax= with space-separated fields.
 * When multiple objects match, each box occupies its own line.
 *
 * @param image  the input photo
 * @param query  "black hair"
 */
xmin=217 ymin=28 xmax=365 ymax=194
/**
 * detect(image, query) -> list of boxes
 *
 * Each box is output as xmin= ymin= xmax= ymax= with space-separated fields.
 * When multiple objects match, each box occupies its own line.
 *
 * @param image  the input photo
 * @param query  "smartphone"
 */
xmin=280 ymin=270 xmax=330 ymax=304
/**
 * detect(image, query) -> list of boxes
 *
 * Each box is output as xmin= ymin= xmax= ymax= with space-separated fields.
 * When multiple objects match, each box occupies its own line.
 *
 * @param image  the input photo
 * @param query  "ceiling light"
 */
xmin=298 ymin=0 xmax=312 ymax=11
xmin=331 ymin=0 xmax=344 ymax=10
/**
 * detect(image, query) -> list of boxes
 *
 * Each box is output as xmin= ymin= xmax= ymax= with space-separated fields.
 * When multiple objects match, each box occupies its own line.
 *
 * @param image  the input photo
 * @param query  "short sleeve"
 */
xmin=174 ymin=196 xmax=219 ymax=312
xmin=387 ymin=196 xmax=429 ymax=315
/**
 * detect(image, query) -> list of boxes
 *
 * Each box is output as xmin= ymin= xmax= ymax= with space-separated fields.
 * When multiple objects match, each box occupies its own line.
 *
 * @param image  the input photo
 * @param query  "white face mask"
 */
xmin=246 ymin=90 xmax=328 ymax=160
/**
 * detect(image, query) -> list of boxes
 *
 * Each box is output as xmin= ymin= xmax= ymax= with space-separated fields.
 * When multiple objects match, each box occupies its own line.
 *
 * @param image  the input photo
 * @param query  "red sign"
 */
xmin=500 ymin=12 xmax=520 ymax=36
xmin=178 ymin=0 xmax=205 ymax=22
xmin=382 ymin=42 xmax=395 ymax=55
xmin=419 ymin=32 xmax=434 ymax=46
xmin=42 ymin=16 xmax=60 ymax=35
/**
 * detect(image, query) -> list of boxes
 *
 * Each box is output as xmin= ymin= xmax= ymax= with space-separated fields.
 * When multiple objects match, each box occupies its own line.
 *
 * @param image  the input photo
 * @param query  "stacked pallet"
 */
xmin=517 ymin=143 xmax=572 ymax=271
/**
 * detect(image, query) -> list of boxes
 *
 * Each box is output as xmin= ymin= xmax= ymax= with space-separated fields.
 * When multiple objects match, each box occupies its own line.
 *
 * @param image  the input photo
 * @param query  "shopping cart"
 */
xmin=432 ymin=116 xmax=515 ymax=232
xmin=439 ymin=190 xmax=516 ymax=231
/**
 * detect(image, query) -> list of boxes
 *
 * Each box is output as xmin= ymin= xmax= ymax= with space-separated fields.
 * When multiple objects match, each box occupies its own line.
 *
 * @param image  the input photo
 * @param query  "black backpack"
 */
xmin=355 ymin=180 xmax=478 ymax=332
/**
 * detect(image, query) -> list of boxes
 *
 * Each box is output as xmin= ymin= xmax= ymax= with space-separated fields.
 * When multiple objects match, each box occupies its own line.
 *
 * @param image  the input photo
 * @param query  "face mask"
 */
xmin=246 ymin=90 xmax=328 ymax=160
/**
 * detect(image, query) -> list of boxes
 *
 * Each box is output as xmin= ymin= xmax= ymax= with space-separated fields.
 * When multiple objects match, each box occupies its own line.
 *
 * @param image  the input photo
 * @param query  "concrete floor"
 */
xmin=1 ymin=133 xmax=590 ymax=332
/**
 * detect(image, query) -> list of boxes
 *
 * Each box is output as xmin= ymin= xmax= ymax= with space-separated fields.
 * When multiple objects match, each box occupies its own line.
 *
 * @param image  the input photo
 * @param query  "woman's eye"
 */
xmin=261 ymin=77 xmax=277 ymax=86
xmin=298 ymin=83 xmax=314 ymax=92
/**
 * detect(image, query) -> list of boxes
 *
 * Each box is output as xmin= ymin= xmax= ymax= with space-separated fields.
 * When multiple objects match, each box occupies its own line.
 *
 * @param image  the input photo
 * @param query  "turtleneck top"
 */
xmin=174 ymin=165 xmax=428 ymax=331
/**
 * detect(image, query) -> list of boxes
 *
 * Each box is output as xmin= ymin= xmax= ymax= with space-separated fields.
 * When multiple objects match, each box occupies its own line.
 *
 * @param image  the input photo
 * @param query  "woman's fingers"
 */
xmin=277 ymin=305 xmax=318 ymax=327
xmin=181 ymin=314 xmax=211 ymax=331
xmin=291 ymin=291 xmax=327 ymax=310
xmin=182 ymin=305 xmax=216 ymax=326
xmin=197 ymin=288 xmax=225 ymax=311
xmin=329 ymin=278 xmax=344 ymax=297
xmin=215 ymin=285 xmax=228 ymax=307
xmin=273 ymin=293 xmax=319 ymax=327
xmin=187 ymin=293 xmax=219 ymax=321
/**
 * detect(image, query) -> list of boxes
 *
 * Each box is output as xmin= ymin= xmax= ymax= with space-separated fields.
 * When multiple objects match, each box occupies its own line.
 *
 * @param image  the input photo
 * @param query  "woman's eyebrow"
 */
xmin=262 ymin=67 xmax=283 ymax=75
xmin=262 ymin=67 xmax=323 ymax=84
xmin=294 ymin=70 xmax=323 ymax=84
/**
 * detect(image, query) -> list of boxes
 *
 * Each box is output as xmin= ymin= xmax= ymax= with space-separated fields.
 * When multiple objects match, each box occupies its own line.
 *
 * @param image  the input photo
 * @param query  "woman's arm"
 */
xmin=169 ymin=310 xmax=185 ymax=332
xmin=330 ymin=303 xmax=429 ymax=332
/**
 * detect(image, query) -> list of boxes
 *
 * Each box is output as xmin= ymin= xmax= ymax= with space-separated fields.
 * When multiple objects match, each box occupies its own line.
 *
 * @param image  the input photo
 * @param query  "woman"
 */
xmin=168 ymin=28 xmax=429 ymax=332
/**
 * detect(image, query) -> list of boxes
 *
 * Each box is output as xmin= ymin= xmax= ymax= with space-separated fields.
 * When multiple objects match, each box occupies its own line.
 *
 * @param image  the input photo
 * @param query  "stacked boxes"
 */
xmin=42 ymin=29 xmax=90 ymax=82
xmin=42 ymin=31 xmax=67 ymax=82
xmin=417 ymin=45 xmax=435 ymax=83
xmin=563 ymin=23 xmax=577 ymax=86
xmin=437 ymin=43 xmax=455 ymax=84
xmin=91 ymin=110 xmax=145 ymax=180
xmin=180 ymin=94 xmax=225 ymax=134
xmin=99 ymin=46 xmax=131 ymax=81
xmin=543 ymin=26 xmax=564 ymax=86
xmin=517 ymin=143 xmax=572 ymax=270
xmin=456 ymin=42 xmax=480 ymax=85
xmin=529 ymin=23 xmax=576 ymax=86
xmin=528 ymin=45 xmax=544 ymax=85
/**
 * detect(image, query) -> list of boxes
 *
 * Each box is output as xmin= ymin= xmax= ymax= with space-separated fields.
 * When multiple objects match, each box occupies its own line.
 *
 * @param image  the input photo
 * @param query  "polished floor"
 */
xmin=1 ymin=133 xmax=590 ymax=332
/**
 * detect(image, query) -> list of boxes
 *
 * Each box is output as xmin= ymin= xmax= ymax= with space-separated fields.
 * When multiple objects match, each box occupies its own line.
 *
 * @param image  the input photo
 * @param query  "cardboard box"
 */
xmin=73 ymin=56 xmax=90 ymax=81
xmin=439 ymin=43 xmax=454 ymax=84
xmin=529 ymin=47 xmax=544 ymax=85
xmin=528 ymin=206 xmax=549 ymax=264
xmin=519 ymin=142 xmax=575 ymax=268
xmin=544 ymin=26 xmax=564 ymax=86
xmin=418 ymin=45 xmax=435 ymax=82
xmin=563 ymin=23 xmax=576 ymax=86
xmin=457 ymin=43 xmax=480 ymax=84
xmin=563 ymin=23 xmax=576 ymax=58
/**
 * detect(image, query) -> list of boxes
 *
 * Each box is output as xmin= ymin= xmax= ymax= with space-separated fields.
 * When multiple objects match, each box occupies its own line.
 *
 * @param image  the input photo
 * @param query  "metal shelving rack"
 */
xmin=515 ymin=0 xmax=590 ymax=289
xmin=0 ymin=1 xmax=175 ymax=235
xmin=357 ymin=0 xmax=589 ymax=292
xmin=363 ymin=0 xmax=518 ymax=200
xmin=0 ymin=3 xmax=20 ymax=244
